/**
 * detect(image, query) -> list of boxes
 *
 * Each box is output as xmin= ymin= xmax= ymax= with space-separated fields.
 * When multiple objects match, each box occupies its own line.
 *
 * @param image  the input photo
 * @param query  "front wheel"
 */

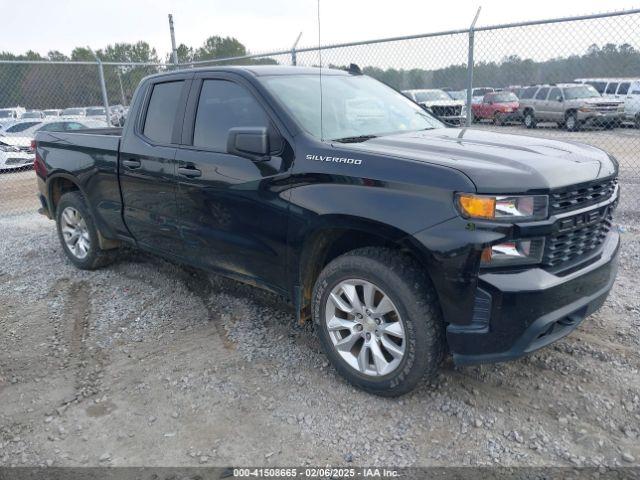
xmin=635 ymin=113 xmax=640 ymax=129
xmin=565 ymin=112 xmax=581 ymax=131
xmin=312 ymin=247 xmax=444 ymax=396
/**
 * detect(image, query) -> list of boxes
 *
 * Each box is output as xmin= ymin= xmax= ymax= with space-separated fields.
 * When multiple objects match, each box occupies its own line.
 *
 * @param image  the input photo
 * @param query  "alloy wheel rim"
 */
xmin=325 ymin=279 xmax=406 ymax=377
xmin=61 ymin=207 xmax=91 ymax=259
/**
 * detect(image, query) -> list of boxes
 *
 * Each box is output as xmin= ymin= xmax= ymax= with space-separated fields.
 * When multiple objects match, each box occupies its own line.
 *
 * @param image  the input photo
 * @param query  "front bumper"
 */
xmin=578 ymin=111 xmax=623 ymax=124
xmin=449 ymin=230 xmax=619 ymax=365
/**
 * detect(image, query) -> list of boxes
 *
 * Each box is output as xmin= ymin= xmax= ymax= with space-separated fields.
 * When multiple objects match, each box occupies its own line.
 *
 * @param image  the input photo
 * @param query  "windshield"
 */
xmin=447 ymin=91 xmax=465 ymax=100
xmin=260 ymin=74 xmax=443 ymax=141
xmin=86 ymin=108 xmax=105 ymax=116
xmin=0 ymin=110 xmax=16 ymax=118
xmin=491 ymin=92 xmax=518 ymax=102
xmin=22 ymin=112 xmax=42 ymax=118
xmin=413 ymin=90 xmax=451 ymax=102
xmin=62 ymin=108 xmax=85 ymax=115
xmin=43 ymin=110 xmax=59 ymax=116
xmin=563 ymin=85 xmax=600 ymax=100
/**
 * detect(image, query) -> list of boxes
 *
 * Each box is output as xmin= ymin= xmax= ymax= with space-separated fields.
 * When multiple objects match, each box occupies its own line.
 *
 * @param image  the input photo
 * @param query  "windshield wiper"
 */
xmin=331 ymin=134 xmax=378 ymax=143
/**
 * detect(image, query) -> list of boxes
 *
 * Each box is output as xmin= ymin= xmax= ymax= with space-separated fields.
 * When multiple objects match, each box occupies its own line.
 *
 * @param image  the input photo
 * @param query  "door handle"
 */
xmin=177 ymin=166 xmax=202 ymax=178
xmin=122 ymin=159 xmax=141 ymax=169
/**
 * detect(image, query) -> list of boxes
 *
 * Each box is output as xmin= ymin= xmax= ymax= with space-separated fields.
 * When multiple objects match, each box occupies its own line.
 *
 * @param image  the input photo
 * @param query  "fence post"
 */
xmin=169 ymin=14 xmax=179 ymax=68
xmin=466 ymin=7 xmax=481 ymax=127
xmin=90 ymin=49 xmax=111 ymax=126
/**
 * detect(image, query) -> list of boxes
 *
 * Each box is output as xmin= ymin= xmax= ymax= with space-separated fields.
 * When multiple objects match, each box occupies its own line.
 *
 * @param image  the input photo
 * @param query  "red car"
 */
xmin=472 ymin=91 xmax=520 ymax=125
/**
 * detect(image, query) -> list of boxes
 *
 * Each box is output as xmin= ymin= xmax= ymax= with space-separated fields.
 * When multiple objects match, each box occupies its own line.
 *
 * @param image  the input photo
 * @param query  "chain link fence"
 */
xmin=1 ymin=8 xmax=639 ymax=217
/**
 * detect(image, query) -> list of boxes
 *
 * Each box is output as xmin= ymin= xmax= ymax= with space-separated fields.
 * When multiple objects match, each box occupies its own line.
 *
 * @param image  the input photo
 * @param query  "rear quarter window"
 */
xmin=142 ymin=81 xmax=184 ymax=143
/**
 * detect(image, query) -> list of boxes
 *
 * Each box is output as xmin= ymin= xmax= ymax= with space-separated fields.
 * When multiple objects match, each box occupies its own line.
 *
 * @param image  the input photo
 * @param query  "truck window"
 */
xmin=520 ymin=87 xmax=538 ymax=99
xmin=193 ymin=80 xmax=268 ymax=152
xmin=143 ymin=81 xmax=184 ymax=144
xmin=535 ymin=87 xmax=550 ymax=100
xmin=617 ymin=82 xmax=630 ymax=95
xmin=605 ymin=82 xmax=618 ymax=95
xmin=548 ymin=88 xmax=561 ymax=101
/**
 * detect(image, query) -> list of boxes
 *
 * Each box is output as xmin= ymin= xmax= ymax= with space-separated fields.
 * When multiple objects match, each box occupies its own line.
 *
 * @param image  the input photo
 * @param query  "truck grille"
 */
xmin=593 ymin=102 xmax=621 ymax=113
xmin=549 ymin=177 xmax=617 ymax=215
xmin=543 ymin=204 xmax=614 ymax=269
xmin=431 ymin=105 xmax=462 ymax=118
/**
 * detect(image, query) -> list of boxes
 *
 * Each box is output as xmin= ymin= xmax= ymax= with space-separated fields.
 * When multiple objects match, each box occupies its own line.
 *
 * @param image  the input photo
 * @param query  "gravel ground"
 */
xmin=0 ymin=210 xmax=639 ymax=468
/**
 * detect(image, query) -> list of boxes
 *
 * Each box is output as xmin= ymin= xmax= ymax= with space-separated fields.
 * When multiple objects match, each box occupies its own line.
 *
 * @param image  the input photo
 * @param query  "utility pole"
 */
xmin=168 ymin=14 xmax=179 ymax=68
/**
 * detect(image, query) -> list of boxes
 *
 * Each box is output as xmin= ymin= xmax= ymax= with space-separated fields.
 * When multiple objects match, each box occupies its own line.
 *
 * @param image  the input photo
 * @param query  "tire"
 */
xmin=635 ymin=114 xmax=640 ymax=129
xmin=523 ymin=110 xmax=536 ymax=129
xmin=493 ymin=112 xmax=504 ymax=126
xmin=55 ymin=191 xmax=116 ymax=270
xmin=312 ymin=247 xmax=444 ymax=397
xmin=565 ymin=111 xmax=580 ymax=131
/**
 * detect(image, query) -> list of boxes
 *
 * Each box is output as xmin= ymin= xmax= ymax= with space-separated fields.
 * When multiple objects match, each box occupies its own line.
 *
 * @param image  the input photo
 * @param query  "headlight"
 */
xmin=617 ymin=104 xmax=625 ymax=111
xmin=579 ymin=106 xmax=593 ymax=112
xmin=456 ymin=193 xmax=548 ymax=221
xmin=481 ymin=238 xmax=545 ymax=267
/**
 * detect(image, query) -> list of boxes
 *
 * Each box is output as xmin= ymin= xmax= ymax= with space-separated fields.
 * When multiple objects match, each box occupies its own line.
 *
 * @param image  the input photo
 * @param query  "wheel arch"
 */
xmin=294 ymin=215 xmax=439 ymax=323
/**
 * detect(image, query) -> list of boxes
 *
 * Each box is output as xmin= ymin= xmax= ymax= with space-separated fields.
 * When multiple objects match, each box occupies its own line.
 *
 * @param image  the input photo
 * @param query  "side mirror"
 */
xmin=227 ymin=127 xmax=270 ymax=161
xmin=556 ymin=95 xmax=563 ymax=102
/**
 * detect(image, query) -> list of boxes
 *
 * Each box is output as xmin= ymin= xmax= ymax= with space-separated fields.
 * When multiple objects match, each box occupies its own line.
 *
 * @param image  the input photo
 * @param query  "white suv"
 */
xmin=575 ymin=78 xmax=640 ymax=128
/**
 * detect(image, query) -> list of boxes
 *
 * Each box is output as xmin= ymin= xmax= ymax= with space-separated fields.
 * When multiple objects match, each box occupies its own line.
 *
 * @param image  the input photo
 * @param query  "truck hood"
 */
xmin=344 ymin=128 xmax=617 ymax=192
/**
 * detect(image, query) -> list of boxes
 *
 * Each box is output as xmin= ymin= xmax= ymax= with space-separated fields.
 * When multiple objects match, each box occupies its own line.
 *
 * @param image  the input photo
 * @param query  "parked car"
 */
xmin=0 ymin=107 xmax=26 ymax=120
xmin=21 ymin=110 xmax=46 ymax=119
xmin=472 ymin=91 xmax=520 ymax=125
xmin=61 ymin=107 xmax=87 ymax=117
xmin=43 ymin=109 xmax=63 ymax=117
xmin=402 ymin=88 xmax=466 ymax=125
xmin=575 ymin=77 xmax=640 ymax=128
xmin=0 ymin=136 xmax=33 ymax=171
xmin=35 ymin=66 xmax=620 ymax=396
xmin=518 ymin=83 xmax=624 ymax=131
xmin=1 ymin=119 xmax=109 ymax=170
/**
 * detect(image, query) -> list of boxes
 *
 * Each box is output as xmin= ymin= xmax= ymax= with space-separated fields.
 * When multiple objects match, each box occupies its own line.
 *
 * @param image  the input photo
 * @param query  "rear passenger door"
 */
xmin=534 ymin=87 xmax=550 ymax=120
xmin=173 ymin=73 xmax=293 ymax=292
xmin=119 ymin=75 xmax=191 ymax=253
xmin=546 ymin=87 xmax=563 ymax=121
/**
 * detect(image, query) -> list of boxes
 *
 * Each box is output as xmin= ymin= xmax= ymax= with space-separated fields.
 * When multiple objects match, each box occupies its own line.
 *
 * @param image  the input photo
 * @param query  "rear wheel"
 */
xmin=493 ymin=112 xmax=504 ymax=126
xmin=312 ymin=247 xmax=444 ymax=396
xmin=523 ymin=110 xmax=536 ymax=129
xmin=565 ymin=111 xmax=580 ymax=131
xmin=56 ymin=192 xmax=116 ymax=270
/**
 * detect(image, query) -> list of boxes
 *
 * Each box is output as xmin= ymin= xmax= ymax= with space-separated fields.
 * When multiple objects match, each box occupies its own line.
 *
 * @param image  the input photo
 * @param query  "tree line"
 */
xmin=1 ymin=39 xmax=639 ymax=110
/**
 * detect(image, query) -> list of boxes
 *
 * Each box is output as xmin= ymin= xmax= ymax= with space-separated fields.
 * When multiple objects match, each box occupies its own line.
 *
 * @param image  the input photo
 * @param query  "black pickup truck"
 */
xmin=35 ymin=66 xmax=620 ymax=396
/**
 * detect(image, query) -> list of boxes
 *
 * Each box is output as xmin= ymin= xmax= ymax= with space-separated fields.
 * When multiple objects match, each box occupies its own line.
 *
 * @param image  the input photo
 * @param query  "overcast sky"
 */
xmin=1 ymin=0 xmax=639 ymax=60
